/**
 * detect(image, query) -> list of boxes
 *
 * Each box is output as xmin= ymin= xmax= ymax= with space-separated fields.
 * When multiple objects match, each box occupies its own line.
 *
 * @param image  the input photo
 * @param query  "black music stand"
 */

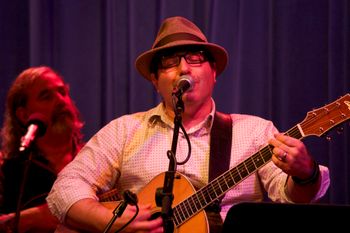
xmin=222 ymin=202 xmax=350 ymax=232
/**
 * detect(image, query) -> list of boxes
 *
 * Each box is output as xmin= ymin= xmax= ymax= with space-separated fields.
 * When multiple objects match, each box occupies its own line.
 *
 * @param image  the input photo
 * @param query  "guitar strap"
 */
xmin=209 ymin=111 xmax=232 ymax=182
xmin=206 ymin=111 xmax=232 ymax=214
xmin=205 ymin=112 xmax=233 ymax=232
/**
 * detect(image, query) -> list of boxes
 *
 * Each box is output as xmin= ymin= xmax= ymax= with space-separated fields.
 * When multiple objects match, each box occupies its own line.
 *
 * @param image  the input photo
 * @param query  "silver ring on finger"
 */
xmin=279 ymin=151 xmax=287 ymax=162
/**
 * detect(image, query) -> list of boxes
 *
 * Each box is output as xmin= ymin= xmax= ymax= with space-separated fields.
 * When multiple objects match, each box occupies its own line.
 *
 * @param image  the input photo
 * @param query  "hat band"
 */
xmin=154 ymin=33 xmax=206 ymax=48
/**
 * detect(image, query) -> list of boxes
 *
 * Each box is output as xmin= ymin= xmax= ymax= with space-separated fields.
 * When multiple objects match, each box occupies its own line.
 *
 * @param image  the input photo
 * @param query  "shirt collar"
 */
xmin=148 ymin=99 xmax=216 ymax=135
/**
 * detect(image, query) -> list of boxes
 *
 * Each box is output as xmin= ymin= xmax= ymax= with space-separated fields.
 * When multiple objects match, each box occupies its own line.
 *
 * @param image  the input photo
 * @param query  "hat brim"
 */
xmin=135 ymin=40 xmax=228 ymax=81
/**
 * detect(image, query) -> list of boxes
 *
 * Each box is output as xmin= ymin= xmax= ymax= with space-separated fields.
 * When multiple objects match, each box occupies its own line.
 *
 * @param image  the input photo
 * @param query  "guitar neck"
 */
xmin=172 ymin=125 xmax=303 ymax=227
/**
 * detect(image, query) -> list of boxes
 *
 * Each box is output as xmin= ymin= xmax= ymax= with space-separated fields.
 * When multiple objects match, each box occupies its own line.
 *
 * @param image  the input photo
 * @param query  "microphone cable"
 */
xmin=102 ymin=190 xmax=139 ymax=233
xmin=114 ymin=204 xmax=139 ymax=233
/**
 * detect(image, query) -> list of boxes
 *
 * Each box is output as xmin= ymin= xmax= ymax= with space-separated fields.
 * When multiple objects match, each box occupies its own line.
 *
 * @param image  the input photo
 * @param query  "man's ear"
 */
xmin=212 ymin=62 xmax=217 ymax=83
xmin=150 ymin=73 xmax=159 ymax=93
xmin=15 ymin=107 xmax=29 ymax=125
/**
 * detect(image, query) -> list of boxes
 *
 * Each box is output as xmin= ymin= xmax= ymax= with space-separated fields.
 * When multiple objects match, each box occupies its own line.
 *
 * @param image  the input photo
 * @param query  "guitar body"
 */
xmin=137 ymin=172 xmax=209 ymax=233
xmin=56 ymin=172 xmax=209 ymax=233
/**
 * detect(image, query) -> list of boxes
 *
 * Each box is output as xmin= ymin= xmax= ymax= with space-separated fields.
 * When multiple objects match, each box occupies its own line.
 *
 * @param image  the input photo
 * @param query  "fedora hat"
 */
xmin=135 ymin=16 xmax=228 ymax=81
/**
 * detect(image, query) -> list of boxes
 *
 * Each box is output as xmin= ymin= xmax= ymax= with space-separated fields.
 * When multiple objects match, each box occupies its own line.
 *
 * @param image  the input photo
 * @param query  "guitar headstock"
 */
xmin=300 ymin=93 xmax=350 ymax=137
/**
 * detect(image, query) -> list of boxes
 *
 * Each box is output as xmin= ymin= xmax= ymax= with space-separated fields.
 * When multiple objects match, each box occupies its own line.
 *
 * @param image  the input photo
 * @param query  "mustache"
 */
xmin=51 ymin=104 xmax=76 ymax=122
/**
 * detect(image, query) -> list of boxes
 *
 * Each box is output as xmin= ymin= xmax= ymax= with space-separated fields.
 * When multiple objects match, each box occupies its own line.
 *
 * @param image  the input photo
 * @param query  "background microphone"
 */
xmin=19 ymin=113 xmax=48 ymax=152
xmin=172 ymin=75 xmax=193 ymax=97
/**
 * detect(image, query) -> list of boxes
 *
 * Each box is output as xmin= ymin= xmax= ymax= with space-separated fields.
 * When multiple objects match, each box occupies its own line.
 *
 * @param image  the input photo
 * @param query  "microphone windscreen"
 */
xmin=177 ymin=75 xmax=193 ymax=90
xmin=173 ymin=75 xmax=193 ymax=97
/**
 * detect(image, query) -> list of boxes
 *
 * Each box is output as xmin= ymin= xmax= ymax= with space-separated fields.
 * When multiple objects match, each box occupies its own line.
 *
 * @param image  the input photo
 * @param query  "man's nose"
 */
xmin=54 ymin=92 xmax=68 ymax=105
xmin=178 ymin=57 xmax=191 ymax=71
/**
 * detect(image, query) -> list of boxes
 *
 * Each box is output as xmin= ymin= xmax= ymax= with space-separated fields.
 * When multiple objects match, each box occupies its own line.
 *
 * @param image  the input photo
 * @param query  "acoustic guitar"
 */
xmin=96 ymin=93 xmax=350 ymax=233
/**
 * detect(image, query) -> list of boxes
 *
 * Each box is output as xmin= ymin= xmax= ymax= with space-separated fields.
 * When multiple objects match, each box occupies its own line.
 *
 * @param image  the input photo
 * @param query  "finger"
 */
xmin=271 ymin=154 xmax=287 ymax=169
xmin=132 ymin=217 xmax=163 ymax=231
xmin=274 ymin=133 xmax=302 ymax=147
xmin=273 ymin=151 xmax=287 ymax=162
xmin=269 ymin=136 xmax=287 ymax=149
xmin=280 ymin=151 xmax=288 ymax=161
xmin=272 ymin=146 xmax=288 ymax=157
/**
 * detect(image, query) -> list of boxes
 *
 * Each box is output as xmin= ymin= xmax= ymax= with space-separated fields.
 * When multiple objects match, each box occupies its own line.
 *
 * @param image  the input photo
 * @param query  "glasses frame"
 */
xmin=158 ymin=50 xmax=208 ymax=69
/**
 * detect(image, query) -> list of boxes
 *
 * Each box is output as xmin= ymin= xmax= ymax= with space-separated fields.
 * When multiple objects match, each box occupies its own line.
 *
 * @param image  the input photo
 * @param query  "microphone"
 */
xmin=19 ymin=113 xmax=48 ymax=152
xmin=172 ymin=75 xmax=193 ymax=97
xmin=103 ymin=190 xmax=138 ymax=233
xmin=114 ymin=190 xmax=138 ymax=217
xmin=123 ymin=190 xmax=138 ymax=206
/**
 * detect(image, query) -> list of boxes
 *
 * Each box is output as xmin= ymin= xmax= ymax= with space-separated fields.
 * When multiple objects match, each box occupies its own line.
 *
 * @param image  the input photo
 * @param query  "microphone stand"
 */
xmin=156 ymin=95 xmax=185 ymax=233
xmin=13 ymin=149 xmax=34 ymax=233
xmin=102 ymin=201 xmax=128 ymax=233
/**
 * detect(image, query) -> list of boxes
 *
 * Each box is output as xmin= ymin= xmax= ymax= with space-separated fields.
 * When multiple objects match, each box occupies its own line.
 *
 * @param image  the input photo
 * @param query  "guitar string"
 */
xmin=174 ymin=125 xmax=303 ymax=225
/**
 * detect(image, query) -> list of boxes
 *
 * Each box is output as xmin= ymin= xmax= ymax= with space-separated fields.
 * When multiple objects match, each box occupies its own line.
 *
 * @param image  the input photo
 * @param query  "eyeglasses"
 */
xmin=158 ymin=50 xmax=208 ymax=69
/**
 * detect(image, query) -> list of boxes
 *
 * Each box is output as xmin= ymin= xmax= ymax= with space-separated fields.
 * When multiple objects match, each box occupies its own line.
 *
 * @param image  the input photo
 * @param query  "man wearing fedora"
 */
xmin=47 ymin=16 xmax=329 ymax=233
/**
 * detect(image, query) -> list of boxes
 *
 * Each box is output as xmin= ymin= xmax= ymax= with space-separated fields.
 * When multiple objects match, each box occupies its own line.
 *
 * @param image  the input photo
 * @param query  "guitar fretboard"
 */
xmin=173 ymin=125 xmax=303 ymax=226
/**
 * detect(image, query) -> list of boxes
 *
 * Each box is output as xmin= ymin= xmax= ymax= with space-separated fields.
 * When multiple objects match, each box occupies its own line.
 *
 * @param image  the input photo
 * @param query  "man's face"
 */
xmin=151 ymin=47 xmax=217 ymax=111
xmin=17 ymin=73 xmax=79 ymax=135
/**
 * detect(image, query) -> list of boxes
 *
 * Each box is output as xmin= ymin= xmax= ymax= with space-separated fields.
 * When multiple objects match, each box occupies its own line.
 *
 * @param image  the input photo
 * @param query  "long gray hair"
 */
xmin=0 ymin=66 xmax=84 ymax=159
